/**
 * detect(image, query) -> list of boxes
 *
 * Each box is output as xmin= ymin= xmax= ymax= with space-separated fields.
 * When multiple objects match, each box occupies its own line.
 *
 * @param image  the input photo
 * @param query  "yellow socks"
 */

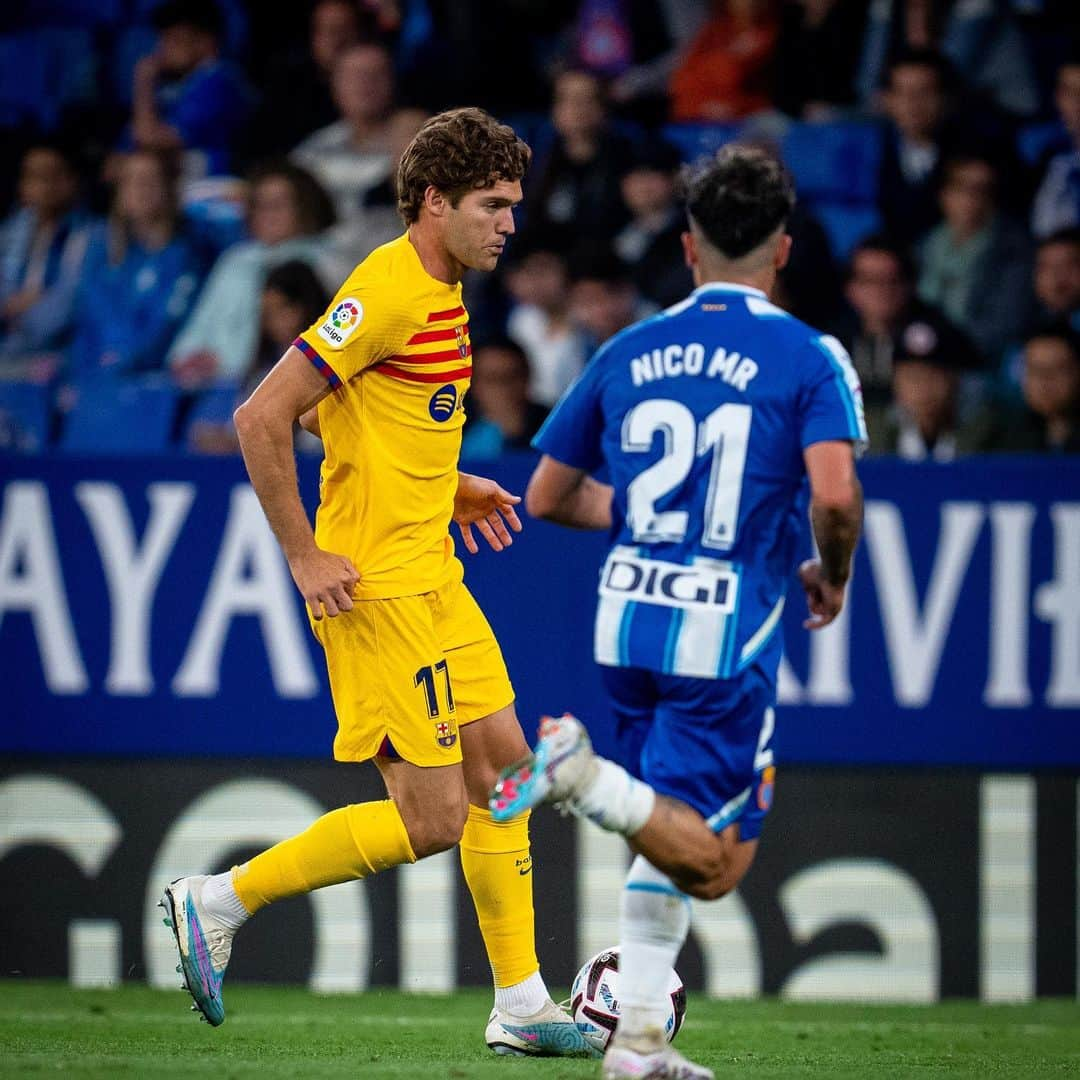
xmin=232 ymin=799 xmax=416 ymax=914
xmin=459 ymin=804 xmax=539 ymax=988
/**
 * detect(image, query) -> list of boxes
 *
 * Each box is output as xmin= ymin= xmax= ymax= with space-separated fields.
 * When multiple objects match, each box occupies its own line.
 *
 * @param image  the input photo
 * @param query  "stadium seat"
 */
xmin=1 ymin=0 xmax=123 ymax=31
xmin=0 ymin=27 xmax=96 ymax=131
xmin=1016 ymin=119 xmax=1070 ymax=166
xmin=781 ymin=122 xmax=883 ymax=204
xmin=59 ymin=379 xmax=181 ymax=454
xmin=0 ymin=382 xmax=51 ymax=454
xmin=662 ymin=122 xmax=742 ymax=163
xmin=812 ymin=202 xmax=882 ymax=263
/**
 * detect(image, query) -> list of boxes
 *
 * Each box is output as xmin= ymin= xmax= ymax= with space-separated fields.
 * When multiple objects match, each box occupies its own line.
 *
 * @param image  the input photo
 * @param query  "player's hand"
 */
xmin=453 ymin=472 xmax=523 ymax=554
xmin=289 ymin=546 xmax=360 ymax=619
xmin=798 ymin=559 xmax=846 ymax=630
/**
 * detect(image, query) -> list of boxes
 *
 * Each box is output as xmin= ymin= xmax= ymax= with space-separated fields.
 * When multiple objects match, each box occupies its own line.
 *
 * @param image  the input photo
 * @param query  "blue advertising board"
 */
xmin=1 ymin=453 xmax=1076 ymax=766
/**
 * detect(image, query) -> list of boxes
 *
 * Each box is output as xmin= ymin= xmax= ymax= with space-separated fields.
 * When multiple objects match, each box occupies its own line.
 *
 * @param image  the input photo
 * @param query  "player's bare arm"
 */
xmin=454 ymin=472 xmax=522 ymax=554
xmin=525 ymin=455 xmax=614 ymax=529
xmin=801 ymin=439 xmax=863 ymax=630
xmin=234 ymin=345 xmax=359 ymax=619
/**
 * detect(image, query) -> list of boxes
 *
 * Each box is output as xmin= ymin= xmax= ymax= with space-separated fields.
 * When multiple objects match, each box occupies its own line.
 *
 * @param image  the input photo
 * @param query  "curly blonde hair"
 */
xmin=396 ymin=107 xmax=531 ymax=224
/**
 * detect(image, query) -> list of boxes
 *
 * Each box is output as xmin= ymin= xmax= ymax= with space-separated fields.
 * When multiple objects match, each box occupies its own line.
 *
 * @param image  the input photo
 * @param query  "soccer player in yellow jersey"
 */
xmin=161 ymin=108 xmax=594 ymax=1057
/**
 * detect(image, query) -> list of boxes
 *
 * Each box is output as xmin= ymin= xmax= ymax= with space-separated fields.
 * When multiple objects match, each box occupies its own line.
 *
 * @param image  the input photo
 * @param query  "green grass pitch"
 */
xmin=1 ymin=982 xmax=1077 ymax=1078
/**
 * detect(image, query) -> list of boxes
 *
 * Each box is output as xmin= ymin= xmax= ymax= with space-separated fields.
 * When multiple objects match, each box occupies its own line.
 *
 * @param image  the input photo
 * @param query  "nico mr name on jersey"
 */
xmin=630 ymin=342 xmax=759 ymax=391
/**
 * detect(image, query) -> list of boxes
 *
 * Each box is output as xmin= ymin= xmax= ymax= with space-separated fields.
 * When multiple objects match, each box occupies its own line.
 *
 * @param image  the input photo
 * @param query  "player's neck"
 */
xmin=407 ymin=223 xmax=464 ymax=286
xmin=695 ymin=266 xmax=776 ymax=297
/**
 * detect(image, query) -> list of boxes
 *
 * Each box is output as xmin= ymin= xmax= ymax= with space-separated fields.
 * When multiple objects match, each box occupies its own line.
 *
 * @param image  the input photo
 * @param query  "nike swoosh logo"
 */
xmin=518 ymin=864 xmax=533 ymax=875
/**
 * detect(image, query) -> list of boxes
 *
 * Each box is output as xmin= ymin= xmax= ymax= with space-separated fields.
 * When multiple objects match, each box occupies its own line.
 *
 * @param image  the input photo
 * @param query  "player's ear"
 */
xmin=775 ymin=233 xmax=793 ymax=272
xmin=681 ymin=230 xmax=696 ymax=270
xmin=423 ymin=185 xmax=447 ymax=217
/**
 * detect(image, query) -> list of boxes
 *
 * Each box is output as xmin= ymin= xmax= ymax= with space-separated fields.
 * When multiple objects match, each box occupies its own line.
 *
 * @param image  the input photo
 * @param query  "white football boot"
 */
xmin=485 ymin=997 xmax=599 ymax=1057
xmin=160 ymin=875 xmax=234 ymax=1026
xmin=602 ymin=1034 xmax=714 ymax=1079
xmin=489 ymin=713 xmax=597 ymax=822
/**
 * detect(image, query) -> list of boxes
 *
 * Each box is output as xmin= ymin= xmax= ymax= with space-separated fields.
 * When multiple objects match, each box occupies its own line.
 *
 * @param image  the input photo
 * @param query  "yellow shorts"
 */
xmin=311 ymin=577 xmax=515 ymax=766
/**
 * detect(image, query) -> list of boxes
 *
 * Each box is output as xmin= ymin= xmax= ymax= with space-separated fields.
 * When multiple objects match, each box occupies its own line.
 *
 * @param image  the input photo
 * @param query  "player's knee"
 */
xmin=405 ymin=801 xmax=468 ymax=858
xmin=683 ymin=870 xmax=738 ymax=902
xmin=671 ymin=835 xmax=752 ymax=899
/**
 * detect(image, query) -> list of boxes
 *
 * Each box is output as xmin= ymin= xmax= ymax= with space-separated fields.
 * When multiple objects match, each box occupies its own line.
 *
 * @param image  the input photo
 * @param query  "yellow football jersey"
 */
xmin=294 ymin=233 xmax=472 ymax=600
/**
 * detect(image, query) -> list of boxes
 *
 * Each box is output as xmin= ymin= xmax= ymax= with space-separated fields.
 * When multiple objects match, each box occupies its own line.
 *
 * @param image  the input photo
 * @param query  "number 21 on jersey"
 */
xmin=622 ymin=400 xmax=752 ymax=550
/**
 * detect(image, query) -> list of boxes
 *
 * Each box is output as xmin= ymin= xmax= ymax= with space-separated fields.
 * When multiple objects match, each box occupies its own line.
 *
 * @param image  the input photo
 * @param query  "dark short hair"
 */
xmin=151 ymin=0 xmax=224 ymax=35
xmin=23 ymin=136 xmax=84 ymax=177
xmin=246 ymin=158 xmax=337 ymax=233
xmin=396 ymin=108 xmax=530 ymax=225
xmin=679 ymin=145 xmax=794 ymax=259
xmin=1037 ymin=226 xmax=1080 ymax=253
xmin=1024 ymin=321 xmax=1080 ymax=360
xmin=263 ymin=259 xmax=330 ymax=327
xmin=846 ymin=233 xmax=916 ymax=284
xmin=473 ymin=336 xmax=530 ymax=373
xmin=886 ymin=47 xmax=952 ymax=88
xmin=568 ymin=249 xmax=632 ymax=286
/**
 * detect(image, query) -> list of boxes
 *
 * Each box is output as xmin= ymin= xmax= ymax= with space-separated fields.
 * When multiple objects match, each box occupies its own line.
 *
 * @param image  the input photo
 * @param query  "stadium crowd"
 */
xmin=0 ymin=0 xmax=1078 ymax=458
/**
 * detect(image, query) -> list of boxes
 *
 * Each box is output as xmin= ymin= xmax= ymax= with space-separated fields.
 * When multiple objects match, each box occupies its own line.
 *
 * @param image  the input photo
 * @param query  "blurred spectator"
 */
xmin=773 ymin=0 xmax=868 ymax=119
xmin=1032 ymin=227 xmax=1080 ymax=331
xmin=774 ymin=202 xmax=843 ymax=326
xmin=188 ymin=259 xmax=330 ymax=453
xmin=290 ymin=42 xmax=398 ymax=223
xmin=612 ymin=137 xmax=693 ymax=308
xmin=917 ymin=152 xmax=1034 ymax=364
xmin=127 ymin=0 xmax=253 ymax=177
xmin=830 ymin=235 xmax=981 ymax=412
xmin=973 ymin=324 xmax=1080 ymax=452
xmin=669 ymin=0 xmax=780 ymax=122
xmin=524 ymin=68 xmax=635 ymax=252
xmin=505 ymin=245 xmax=590 ymax=407
xmin=569 ymin=251 xmax=651 ymax=347
xmin=876 ymin=49 xmax=956 ymax=241
xmin=1031 ymin=58 xmax=1080 ymax=239
xmin=867 ymin=341 xmax=966 ymax=460
xmin=168 ymin=160 xmax=340 ymax=386
xmin=855 ymin=0 xmax=1040 ymax=119
xmin=328 ymin=106 xmax=429 ymax=264
xmin=0 ymin=141 xmax=99 ymax=380
xmin=572 ymin=0 xmax=706 ymax=124
xmin=69 ymin=149 xmax=205 ymax=380
xmin=408 ymin=1 xmax=565 ymax=116
xmin=244 ymin=0 xmax=364 ymax=161
xmin=460 ymin=339 xmax=550 ymax=460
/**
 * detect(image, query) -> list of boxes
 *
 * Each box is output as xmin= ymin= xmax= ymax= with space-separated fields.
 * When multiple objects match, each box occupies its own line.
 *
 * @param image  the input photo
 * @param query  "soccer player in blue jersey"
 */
xmin=490 ymin=146 xmax=866 ymax=1080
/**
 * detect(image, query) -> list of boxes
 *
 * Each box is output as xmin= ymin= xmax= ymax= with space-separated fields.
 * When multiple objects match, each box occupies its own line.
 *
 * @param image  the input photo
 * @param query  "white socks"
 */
xmin=494 ymin=969 xmax=549 ymax=1017
xmin=200 ymin=871 xmax=251 ymax=932
xmin=616 ymin=856 xmax=690 ymax=1045
xmin=570 ymin=758 xmax=656 ymax=836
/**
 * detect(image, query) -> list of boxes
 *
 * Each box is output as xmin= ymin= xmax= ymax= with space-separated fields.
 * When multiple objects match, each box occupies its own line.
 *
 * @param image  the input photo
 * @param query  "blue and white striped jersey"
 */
xmin=533 ymin=282 xmax=866 ymax=683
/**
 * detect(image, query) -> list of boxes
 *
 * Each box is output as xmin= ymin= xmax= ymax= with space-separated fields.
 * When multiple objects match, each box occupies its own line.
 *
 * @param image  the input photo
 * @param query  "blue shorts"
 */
xmin=600 ymin=664 xmax=776 ymax=842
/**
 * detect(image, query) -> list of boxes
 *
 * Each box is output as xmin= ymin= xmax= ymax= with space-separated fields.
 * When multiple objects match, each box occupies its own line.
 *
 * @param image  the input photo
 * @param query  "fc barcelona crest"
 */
xmin=435 ymin=720 xmax=458 ymax=748
xmin=454 ymin=324 xmax=468 ymax=359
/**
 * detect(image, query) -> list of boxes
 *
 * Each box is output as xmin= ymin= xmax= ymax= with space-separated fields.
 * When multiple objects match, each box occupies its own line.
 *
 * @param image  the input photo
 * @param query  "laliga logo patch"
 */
xmin=317 ymin=298 xmax=363 ymax=346
xmin=435 ymin=720 xmax=457 ymax=748
xmin=429 ymin=383 xmax=458 ymax=422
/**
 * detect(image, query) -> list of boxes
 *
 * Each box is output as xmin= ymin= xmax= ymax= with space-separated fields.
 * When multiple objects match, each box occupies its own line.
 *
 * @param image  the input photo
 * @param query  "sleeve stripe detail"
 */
xmin=426 ymin=305 xmax=466 ymax=323
xmin=407 ymin=324 xmax=469 ymax=345
xmin=294 ymin=336 xmax=342 ymax=389
xmin=384 ymin=345 xmax=472 ymax=365
xmin=374 ymin=362 xmax=472 ymax=383
xmin=810 ymin=337 xmax=866 ymax=442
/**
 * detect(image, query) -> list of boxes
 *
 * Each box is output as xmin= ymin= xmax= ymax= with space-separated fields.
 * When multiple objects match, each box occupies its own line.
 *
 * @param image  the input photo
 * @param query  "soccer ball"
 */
xmin=570 ymin=947 xmax=686 ymax=1053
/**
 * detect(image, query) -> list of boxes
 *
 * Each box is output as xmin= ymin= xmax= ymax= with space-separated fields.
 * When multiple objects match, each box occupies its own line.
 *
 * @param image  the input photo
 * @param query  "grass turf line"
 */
xmin=1 ymin=982 xmax=1078 ymax=1079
